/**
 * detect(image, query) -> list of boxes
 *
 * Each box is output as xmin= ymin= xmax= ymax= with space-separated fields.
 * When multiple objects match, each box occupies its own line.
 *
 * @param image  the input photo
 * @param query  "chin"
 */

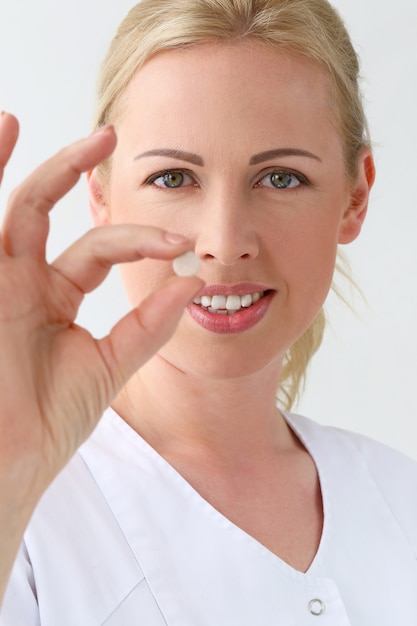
xmin=159 ymin=337 xmax=283 ymax=382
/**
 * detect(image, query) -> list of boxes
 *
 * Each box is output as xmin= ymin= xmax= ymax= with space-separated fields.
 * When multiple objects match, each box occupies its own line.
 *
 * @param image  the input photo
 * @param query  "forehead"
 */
xmin=123 ymin=40 xmax=330 ymax=107
xmin=116 ymin=40 xmax=340 ymax=159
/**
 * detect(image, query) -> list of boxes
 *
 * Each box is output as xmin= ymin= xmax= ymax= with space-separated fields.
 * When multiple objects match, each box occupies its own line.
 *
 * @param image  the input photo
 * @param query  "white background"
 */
xmin=0 ymin=1 xmax=416 ymax=458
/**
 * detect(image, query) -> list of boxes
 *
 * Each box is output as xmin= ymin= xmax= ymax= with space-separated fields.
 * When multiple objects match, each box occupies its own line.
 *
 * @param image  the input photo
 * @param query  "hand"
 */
xmin=0 ymin=113 xmax=203 ymax=504
xmin=0 ymin=113 xmax=203 ymax=600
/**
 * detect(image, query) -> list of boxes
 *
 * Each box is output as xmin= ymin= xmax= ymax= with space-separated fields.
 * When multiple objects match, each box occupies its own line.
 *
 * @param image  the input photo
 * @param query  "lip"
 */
xmin=187 ymin=288 xmax=275 ymax=334
xmin=197 ymin=283 xmax=272 ymax=297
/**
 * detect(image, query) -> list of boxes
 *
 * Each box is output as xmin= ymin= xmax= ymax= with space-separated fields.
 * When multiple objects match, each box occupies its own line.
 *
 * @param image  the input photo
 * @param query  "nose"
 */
xmin=194 ymin=189 xmax=259 ymax=266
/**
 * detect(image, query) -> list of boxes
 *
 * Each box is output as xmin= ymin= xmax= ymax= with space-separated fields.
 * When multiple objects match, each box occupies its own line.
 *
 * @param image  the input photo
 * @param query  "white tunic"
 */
xmin=1 ymin=407 xmax=417 ymax=625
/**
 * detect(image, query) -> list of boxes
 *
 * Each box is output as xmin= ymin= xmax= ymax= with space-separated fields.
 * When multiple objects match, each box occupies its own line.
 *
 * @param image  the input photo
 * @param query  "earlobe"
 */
xmin=87 ymin=168 xmax=110 ymax=226
xmin=338 ymin=148 xmax=375 ymax=244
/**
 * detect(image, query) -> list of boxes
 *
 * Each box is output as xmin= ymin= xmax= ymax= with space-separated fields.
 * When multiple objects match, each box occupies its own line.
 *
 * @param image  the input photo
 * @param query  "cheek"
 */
xmin=276 ymin=214 xmax=341 ymax=301
xmin=118 ymin=258 xmax=173 ymax=307
xmin=107 ymin=183 xmax=188 ymax=235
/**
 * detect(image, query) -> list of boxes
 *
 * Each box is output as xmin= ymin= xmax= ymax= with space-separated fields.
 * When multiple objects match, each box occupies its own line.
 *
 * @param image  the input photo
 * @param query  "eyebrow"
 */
xmin=134 ymin=148 xmax=204 ymax=166
xmin=134 ymin=147 xmax=321 ymax=167
xmin=249 ymin=148 xmax=321 ymax=165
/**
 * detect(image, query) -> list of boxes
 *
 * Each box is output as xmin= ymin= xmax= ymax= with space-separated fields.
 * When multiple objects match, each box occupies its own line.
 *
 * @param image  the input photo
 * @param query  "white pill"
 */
xmin=173 ymin=251 xmax=201 ymax=277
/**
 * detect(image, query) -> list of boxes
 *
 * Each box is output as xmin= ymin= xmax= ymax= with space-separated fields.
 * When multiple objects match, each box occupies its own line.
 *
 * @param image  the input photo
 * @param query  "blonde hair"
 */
xmin=95 ymin=0 xmax=370 ymax=409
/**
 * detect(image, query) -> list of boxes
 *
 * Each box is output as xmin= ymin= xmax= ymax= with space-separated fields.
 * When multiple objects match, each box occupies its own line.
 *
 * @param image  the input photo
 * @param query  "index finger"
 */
xmin=0 ymin=112 xmax=19 ymax=186
xmin=2 ymin=125 xmax=117 ymax=259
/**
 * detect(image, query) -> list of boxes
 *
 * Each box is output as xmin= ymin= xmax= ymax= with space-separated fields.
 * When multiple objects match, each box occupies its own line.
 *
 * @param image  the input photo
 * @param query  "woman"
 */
xmin=1 ymin=0 xmax=417 ymax=623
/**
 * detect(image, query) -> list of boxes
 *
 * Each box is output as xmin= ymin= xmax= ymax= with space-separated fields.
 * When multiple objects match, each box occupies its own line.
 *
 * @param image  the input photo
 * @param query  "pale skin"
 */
xmin=0 ymin=39 xmax=374 ymax=601
xmin=0 ymin=114 xmax=203 ymax=601
xmin=90 ymin=42 xmax=375 ymax=572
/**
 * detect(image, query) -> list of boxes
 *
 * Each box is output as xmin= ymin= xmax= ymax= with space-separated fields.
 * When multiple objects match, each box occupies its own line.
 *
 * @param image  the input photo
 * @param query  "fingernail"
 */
xmin=164 ymin=232 xmax=191 ymax=245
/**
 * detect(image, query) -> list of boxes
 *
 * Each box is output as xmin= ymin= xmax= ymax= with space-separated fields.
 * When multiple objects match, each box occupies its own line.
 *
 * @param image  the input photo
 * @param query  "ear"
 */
xmin=338 ymin=148 xmax=375 ymax=244
xmin=87 ymin=168 xmax=111 ymax=226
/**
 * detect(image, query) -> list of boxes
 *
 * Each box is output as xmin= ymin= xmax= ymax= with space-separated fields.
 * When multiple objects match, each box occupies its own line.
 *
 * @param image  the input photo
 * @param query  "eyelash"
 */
xmin=144 ymin=168 xmax=310 ymax=190
xmin=145 ymin=170 xmax=197 ymax=189
xmin=255 ymin=168 xmax=310 ymax=189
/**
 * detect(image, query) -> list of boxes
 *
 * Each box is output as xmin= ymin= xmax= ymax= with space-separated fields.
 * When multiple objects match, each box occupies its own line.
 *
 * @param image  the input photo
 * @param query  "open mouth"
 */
xmin=192 ymin=290 xmax=272 ymax=315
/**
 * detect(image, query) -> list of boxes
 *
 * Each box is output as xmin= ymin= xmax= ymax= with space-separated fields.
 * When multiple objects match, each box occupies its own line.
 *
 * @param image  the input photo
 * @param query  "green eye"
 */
xmin=147 ymin=170 xmax=196 ymax=189
xmin=270 ymin=172 xmax=298 ymax=189
xmin=256 ymin=170 xmax=303 ymax=190
xmin=161 ymin=172 xmax=184 ymax=188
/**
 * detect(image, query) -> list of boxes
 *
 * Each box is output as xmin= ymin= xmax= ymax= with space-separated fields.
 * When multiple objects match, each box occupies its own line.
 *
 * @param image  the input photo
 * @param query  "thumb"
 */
xmin=97 ymin=276 xmax=203 ymax=391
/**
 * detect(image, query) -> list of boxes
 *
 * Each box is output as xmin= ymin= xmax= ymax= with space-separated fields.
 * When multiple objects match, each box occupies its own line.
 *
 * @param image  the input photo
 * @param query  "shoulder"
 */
xmin=287 ymin=410 xmax=417 ymax=472
xmin=293 ymin=411 xmax=417 ymax=479
xmin=287 ymin=411 xmax=417 ymax=553
xmin=4 ymin=413 xmax=154 ymax=625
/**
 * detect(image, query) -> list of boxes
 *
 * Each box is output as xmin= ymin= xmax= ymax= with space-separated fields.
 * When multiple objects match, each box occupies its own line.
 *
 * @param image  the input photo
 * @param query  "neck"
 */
xmin=113 ymin=353 xmax=295 ymax=461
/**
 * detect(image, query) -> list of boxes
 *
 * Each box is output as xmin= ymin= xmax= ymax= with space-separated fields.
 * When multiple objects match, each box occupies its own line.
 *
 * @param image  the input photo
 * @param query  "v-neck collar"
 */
xmin=80 ymin=408 xmax=352 ymax=625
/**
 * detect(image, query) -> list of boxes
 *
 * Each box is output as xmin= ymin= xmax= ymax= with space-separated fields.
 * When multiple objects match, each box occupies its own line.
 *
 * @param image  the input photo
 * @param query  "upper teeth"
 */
xmin=193 ymin=292 xmax=264 ymax=314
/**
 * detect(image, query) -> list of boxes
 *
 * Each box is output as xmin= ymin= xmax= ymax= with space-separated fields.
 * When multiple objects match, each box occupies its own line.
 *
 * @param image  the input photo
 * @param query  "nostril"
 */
xmin=195 ymin=236 xmax=259 ymax=264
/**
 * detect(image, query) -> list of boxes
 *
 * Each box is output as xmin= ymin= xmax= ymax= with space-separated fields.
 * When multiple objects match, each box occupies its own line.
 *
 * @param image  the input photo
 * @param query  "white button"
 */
xmin=308 ymin=599 xmax=326 ymax=616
